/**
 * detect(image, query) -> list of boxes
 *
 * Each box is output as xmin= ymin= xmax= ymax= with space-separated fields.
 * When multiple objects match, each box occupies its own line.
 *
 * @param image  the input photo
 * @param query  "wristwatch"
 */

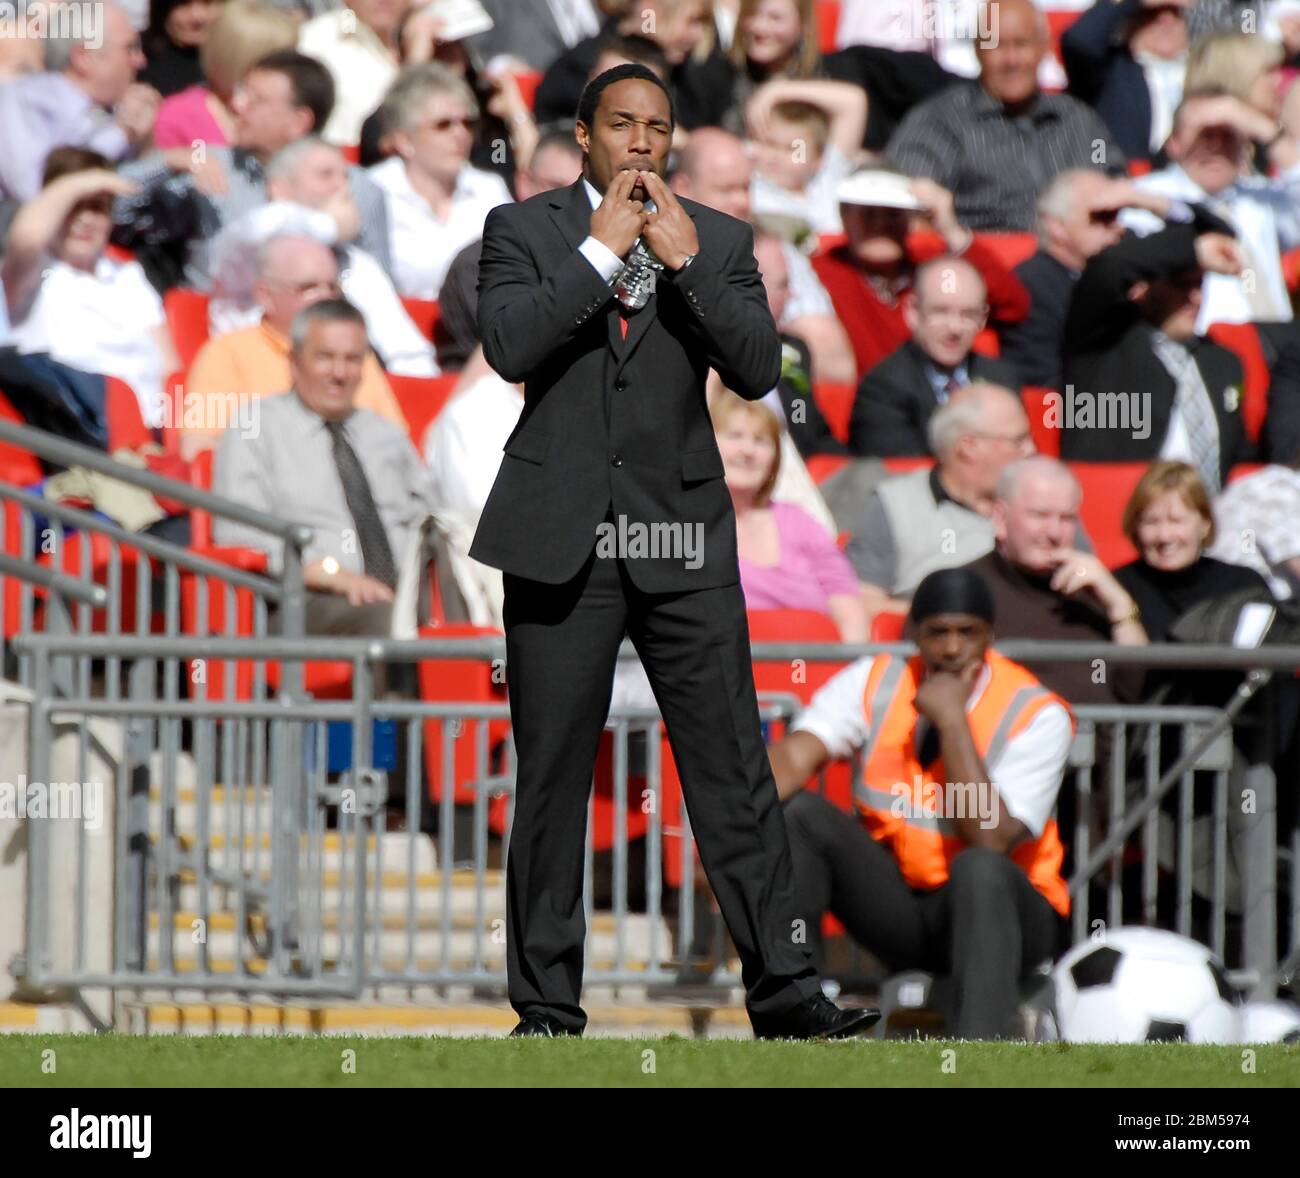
xmin=321 ymin=556 xmax=340 ymax=578
xmin=674 ymin=252 xmax=698 ymax=273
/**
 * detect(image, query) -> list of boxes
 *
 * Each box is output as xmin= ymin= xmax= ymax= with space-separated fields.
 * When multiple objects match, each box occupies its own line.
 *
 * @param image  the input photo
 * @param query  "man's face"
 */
xmin=1051 ymin=175 xmax=1126 ymax=264
xmin=76 ymin=6 xmax=145 ymax=106
xmin=278 ymin=144 xmax=350 ymax=207
xmin=255 ymin=240 xmax=341 ymax=335
xmin=399 ymin=90 xmax=477 ymax=180
xmin=993 ymin=473 xmax=1082 ymax=574
xmin=951 ymin=395 xmax=1035 ymax=493
xmin=1136 ymin=270 xmax=1203 ymax=340
xmin=1168 ymin=108 xmax=1246 ymax=194
xmin=673 ymin=139 xmax=752 ymax=221
xmin=841 ymin=202 xmax=910 ymax=267
xmin=291 ymin=319 xmax=369 ymax=421
xmin=914 ymin=614 xmax=992 ymax=677
xmin=1127 ymin=2 xmax=1189 ymax=60
xmin=55 ymin=190 xmax=115 ymax=269
xmin=753 ymin=115 xmax=822 ymax=191
xmin=233 ymin=69 xmax=309 ymax=157
xmin=754 ymin=236 xmax=790 ymax=323
xmin=976 ymin=1 xmax=1045 ymax=107
xmin=907 ymin=268 xmax=989 ymax=368
xmin=516 ymin=142 xmax=583 ymax=201
xmin=576 ymin=77 xmax=673 ymax=202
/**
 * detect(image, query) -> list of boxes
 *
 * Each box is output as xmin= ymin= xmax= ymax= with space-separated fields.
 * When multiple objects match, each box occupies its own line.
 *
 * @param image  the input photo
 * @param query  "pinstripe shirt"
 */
xmin=885 ymin=81 xmax=1125 ymax=231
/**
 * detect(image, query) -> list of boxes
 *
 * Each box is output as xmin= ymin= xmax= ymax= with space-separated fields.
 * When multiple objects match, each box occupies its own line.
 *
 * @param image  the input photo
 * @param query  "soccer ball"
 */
xmin=1049 ymin=927 xmax=1240 ymax=1043
xmin=1238 ymin=1000 xmax=1300 ymax=1044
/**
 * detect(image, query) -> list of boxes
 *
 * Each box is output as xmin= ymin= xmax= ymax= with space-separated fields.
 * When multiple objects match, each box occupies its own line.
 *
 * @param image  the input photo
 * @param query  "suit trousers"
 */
xmin=783 ymin=791 xmax=1062 ymax=1038
xmin=502 ymin=513 xmax=822 ymax=1031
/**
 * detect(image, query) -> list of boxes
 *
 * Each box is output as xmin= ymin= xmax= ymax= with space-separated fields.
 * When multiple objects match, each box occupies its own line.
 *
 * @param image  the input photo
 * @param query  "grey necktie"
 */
xmin=613 ymin=237 xmax=664 ymax=310
xmin=1150 ymin=332 xmax=1222 ymax=494
xmin=326 ymin=419 xmax=398 ymax=588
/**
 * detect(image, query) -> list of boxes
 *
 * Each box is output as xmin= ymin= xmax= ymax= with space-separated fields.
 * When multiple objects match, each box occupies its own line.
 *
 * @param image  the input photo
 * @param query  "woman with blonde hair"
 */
xmin=1113 ymin=459 xmax=1269 ymax=645
xmin=152 ymin=0 xmax=298 ymax=148
xmin=712 ymin=390 xmax=866 ymax=640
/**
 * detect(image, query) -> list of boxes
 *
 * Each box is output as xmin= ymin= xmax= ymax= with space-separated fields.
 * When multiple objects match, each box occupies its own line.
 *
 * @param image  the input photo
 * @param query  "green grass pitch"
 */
xmin=1 ymin=1035 xmax=1298 ymax=1087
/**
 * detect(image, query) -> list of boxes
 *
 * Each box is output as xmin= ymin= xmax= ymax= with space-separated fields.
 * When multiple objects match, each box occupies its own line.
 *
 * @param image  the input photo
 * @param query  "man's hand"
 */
xmin=1195 ymin=231 xmax=1244 ymax=276
xmin=908 ymin=177 xmax=970 ymax=253
xmin=641 ymin=170 xmax=700 ymax=271
xmin=114 ymin=83 xmax=161 ymax=149
xmin=322 ymin=187 xmax=361 ymax=243
xmin=339 ymin=572 xmax=395 ymax=607
xmin=1098 ymin=177 xmax=1170 ymax=218
xmin=160 ymin=147 xmax=230 ymax=196
xmin=1047 ymin=548 xmax=1133 ymax=614
xmin=1183 ymin=94 xmax=1275 ymax=147
xmin=589 ymin=168 xmax=648 ymax=259
xmin=913 ymin=662 xmax=981 ymax=726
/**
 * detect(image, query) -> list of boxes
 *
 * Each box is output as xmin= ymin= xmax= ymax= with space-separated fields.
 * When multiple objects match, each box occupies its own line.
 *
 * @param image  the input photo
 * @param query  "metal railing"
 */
xmin=8 ymin=632 xmax=1297 ymax=1011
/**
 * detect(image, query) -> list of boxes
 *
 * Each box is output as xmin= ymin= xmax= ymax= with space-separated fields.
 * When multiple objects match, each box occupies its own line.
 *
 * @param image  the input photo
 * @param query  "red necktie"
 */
xmin=619 ymin=311 xmax=629 ymax=339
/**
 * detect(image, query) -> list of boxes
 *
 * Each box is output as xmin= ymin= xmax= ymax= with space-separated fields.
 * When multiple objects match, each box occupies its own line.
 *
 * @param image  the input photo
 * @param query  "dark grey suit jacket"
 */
xmin=848 ymin=339 xmax=1021 ymax=457
xmin=469 ymin=177 xmax=781 ymax=592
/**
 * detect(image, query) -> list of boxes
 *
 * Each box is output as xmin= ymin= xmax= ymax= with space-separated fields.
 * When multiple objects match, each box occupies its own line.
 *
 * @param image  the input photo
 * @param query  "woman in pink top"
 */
xmin=712 ymin=392 xmax=868 ymax=641
xmin=153 ymin=0 xmax=297 ymax=149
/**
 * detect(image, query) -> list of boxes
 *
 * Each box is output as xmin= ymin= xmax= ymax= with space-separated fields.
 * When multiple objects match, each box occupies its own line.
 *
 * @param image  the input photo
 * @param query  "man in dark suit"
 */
xmin=470 ymin=64 xmax=878 ymax=1041
xmin=1060 ymin=211 xmax=1253 ymax=493
xmin=849 ymin=257 xmax=1019 ymax=457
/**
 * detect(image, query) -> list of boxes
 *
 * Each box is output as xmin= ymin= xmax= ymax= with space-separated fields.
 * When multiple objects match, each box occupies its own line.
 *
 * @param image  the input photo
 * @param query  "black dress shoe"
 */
xmin=750 ymin=993 xmax=882 ymax=1041
xmin=508 ymin=1012 xmax=582 ymax=1037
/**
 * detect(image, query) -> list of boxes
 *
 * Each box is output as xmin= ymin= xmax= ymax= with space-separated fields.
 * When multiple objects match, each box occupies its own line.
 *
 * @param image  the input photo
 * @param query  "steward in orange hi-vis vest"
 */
xmin=853 ymin=648 xmax=1074 ymax=917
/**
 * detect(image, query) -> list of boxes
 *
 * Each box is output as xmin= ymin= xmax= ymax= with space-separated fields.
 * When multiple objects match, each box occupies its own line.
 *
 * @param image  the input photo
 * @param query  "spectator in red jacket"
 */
xmin=810 ymin=167 xmax=1030 ymax=380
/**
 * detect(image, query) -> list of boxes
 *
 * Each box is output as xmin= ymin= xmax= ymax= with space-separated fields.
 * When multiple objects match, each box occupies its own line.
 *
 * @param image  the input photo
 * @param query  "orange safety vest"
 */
xmin=854 ymin=649 xmax=1073 ymax=917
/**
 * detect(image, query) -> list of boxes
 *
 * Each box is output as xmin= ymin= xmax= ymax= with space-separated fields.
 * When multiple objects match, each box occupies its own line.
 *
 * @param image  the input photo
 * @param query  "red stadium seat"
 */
xmin=164 ymin=288 xmax=211 ymax=373
xmin=815 ymin=0 xmax=840 ymax=52
xmin=0 ymin=390 xmax=44 ymax=486
xmin=870 ymin=611 xmax=906 ymax=642
xmin=105 ymin=377 xmax=153 ymax=452
xmin=1067 ymin=461 xmax=1147 ymax=569
xmin=805 ymin=453 xmax=850 ymax=484
xmin=812 ymin=381 xmax=855 ymax=443
xmin=972 ymin=232 xmax=1038 ymax=271
xmin=339 ymin=144 xmax=361 ymax=164
xmin=882 ymin=455 xmax=934 ymax=475
xmin=1206 ymin=321 xmax=1269 ymax=444
xmin=1126 ymin=159 xmax=1153 ymax=178
xmin=1227 ymin=463 xmax=1264 ymax=484
xmin=510 ymin=68 xmax=543 ymax=111
xmin=400 ymin=297 xmax=441 ymax=344
xmin=1021 ymin=385 xmax=1061 ymax=457
xmin=388 ymin=373 xmax=459 ymax=450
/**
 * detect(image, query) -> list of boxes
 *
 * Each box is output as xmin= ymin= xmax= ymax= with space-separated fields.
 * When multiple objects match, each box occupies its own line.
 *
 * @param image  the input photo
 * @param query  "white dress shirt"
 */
xmin=298 ymin=8 xmax=400 ymax=146
xmin=1122 ymin=162 xmax=1300 ymax=327
xmin=792 ymin=656 xmax=1073 ymax=837
xmin=9 ymin=255 xmax=167 ymax=426
xmin=369 ymin=155 xmax=513 ymax=299
xmin=423 ymin=372 xmax=524 ymax=511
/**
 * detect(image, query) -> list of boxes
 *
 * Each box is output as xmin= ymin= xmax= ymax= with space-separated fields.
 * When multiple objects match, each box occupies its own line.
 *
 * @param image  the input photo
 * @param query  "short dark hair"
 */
xmin=594 ymin=33 xmax=671 ymax=82
xmin=43 ymin=146 xmax=111 ymax=187
xmin=249 ymin=49 xmax=336 ymax=134
xmin=290 ymin=298 xmax=367 ymax=353
xmin=576 ymin=63 xmax=674 ymax=133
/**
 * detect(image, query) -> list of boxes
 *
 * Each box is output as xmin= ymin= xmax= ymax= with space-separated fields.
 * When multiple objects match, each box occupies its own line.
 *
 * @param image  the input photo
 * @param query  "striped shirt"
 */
xmin=885 ymin=81 xmax=1124 ymax=231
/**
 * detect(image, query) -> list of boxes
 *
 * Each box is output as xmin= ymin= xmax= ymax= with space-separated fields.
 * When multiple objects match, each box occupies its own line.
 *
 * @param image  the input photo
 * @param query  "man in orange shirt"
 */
xmin=768 ymin=566 xmax=1074 ymax=1038
xmin=181 ymin=233 xmax=406 ymax=458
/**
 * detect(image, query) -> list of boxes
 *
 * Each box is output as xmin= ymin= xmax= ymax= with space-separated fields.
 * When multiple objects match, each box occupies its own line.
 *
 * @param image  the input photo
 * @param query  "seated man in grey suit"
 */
xmin=213 ymin=298 xmax=436 ymax=637
xmin=847 ymin=383 xmax=1034 ymax=619
xmin=848 ymin=255 xmax=1020 ymax=457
